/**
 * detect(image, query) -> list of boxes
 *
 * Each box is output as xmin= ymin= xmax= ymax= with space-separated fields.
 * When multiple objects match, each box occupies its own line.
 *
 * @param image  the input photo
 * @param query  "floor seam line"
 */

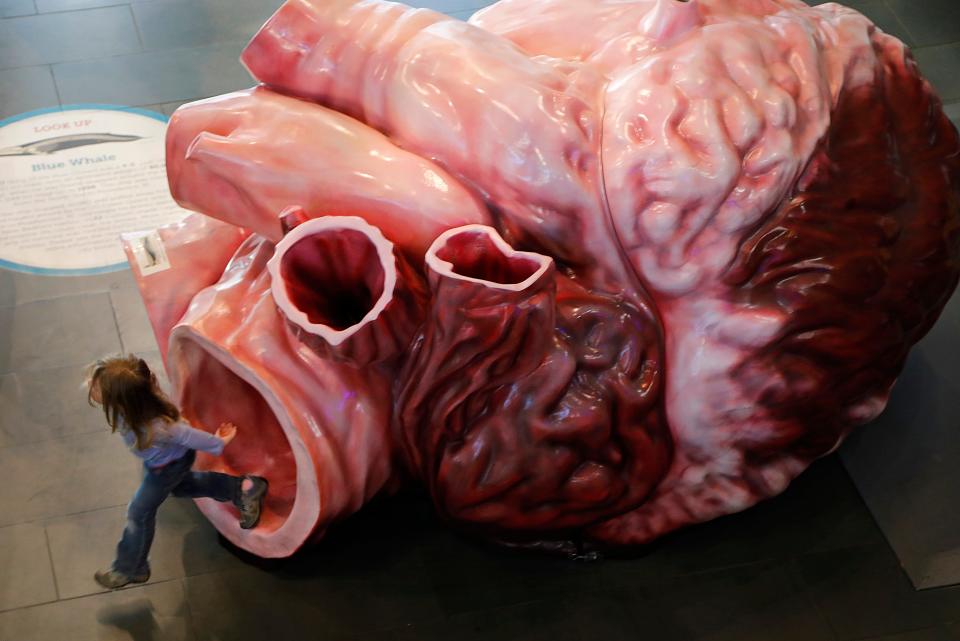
xmin=47 ymin=63 xmax=62 ymax=105
xmin=0 ymin=287 xmax=120 ymax=309
xmin=0 ymin=577 xmax=180 ymax=614
xmin=0 ymin=428 xmax=109 ymax=450
xmin=1 ymin=501 xmax=129 ymax=530
xmin=881 ymin=0 xmax=918 ymax=46
xmin=0 ymin=36 xmax=251 ymax=75
xmin=128 ymin=2 xmax=145 ymax=51
xmin=108 ymin=290 xmax=126 ymax=353
xmin=42 ymin=525 xmax=61 ymax=601
xmin=39 ymin=37 xmax=253 ymax=72
xmin=34 ymin=2 xmax=129 ymax=17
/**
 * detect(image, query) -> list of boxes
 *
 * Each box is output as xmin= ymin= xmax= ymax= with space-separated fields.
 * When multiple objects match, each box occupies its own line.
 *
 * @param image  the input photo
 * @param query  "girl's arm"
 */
xmin=167 ymin=421 xmax=227 ymax=456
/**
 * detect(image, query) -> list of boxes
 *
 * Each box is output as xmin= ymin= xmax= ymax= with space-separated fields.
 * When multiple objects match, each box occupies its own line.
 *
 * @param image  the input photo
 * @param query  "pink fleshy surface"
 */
xmin=125 ymin=0 xmax=960 ymax=554
xmin=167 ymin=235 xmax=395 ymax=557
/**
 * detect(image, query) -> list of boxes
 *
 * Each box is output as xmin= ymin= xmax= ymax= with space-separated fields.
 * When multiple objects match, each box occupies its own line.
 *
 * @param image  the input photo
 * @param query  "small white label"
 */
xmin=125 ymin=230 xmax=170 ymax=275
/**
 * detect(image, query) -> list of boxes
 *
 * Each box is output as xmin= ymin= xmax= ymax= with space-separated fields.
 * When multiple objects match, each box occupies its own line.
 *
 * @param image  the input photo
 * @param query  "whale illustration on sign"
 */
xmin=0 ymin=132 xmax=144 ymax=156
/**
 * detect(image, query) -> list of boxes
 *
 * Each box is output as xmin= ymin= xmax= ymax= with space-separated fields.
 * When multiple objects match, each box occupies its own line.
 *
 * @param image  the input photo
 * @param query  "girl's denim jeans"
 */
xmin=113 ymin=449 xmax=241 ymax=576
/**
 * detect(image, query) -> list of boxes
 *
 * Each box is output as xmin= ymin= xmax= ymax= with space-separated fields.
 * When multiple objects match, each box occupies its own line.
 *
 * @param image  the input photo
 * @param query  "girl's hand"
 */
xmin=216 ymin=422 xmax=237 ymax=446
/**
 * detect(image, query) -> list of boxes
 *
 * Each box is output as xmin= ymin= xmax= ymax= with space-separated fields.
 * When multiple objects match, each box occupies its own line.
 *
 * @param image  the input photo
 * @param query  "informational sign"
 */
xmin=0 ymin=105 xmax=191 ymax=275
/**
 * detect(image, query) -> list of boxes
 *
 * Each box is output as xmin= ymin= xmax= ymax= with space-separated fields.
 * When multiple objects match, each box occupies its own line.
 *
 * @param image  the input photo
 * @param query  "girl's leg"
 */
xmin=171 ymin=469 xmax=242 ymax=504
xmin=167 ymin=450 xmax=240 ymax=503
xmin=171 ymin=450 xmax=268 ymax=529
xmin=173 ymin=470 xmax=271 ymax=530
xmin=112 ymin=470 xmax=172 ymax=577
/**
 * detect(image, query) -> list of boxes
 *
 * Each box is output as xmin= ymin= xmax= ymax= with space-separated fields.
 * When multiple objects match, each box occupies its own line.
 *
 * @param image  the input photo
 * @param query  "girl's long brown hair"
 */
xmin=86 ymin=355 xmax=180 ymax=450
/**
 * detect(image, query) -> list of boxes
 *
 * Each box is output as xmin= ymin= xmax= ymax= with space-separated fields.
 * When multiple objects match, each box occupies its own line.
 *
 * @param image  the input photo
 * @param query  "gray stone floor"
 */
xmin=0 ymin=0 xmax=959 ymax=640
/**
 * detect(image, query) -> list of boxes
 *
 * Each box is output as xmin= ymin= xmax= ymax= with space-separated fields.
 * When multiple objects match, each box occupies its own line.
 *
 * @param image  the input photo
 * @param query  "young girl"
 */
xmin=86 ymin=355 xmax=268 ymax=589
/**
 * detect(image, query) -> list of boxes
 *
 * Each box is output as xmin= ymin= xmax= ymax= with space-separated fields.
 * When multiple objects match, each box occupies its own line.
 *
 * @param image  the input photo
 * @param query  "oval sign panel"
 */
xmin=0 ymin=105 xmax=191 ymax=275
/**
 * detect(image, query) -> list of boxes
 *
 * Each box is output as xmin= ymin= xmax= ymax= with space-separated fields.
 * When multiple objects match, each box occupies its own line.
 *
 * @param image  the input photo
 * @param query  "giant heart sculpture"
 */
xmin=123 ymin=0 xmax=960 ymax=558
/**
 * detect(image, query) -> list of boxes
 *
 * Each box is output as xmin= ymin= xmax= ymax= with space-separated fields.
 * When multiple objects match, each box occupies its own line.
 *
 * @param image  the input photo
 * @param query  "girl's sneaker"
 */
xmin=238 ymin=476 xmax=268 ymax=529
xmin=94 ymin=568 xmax=150 ymax=589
